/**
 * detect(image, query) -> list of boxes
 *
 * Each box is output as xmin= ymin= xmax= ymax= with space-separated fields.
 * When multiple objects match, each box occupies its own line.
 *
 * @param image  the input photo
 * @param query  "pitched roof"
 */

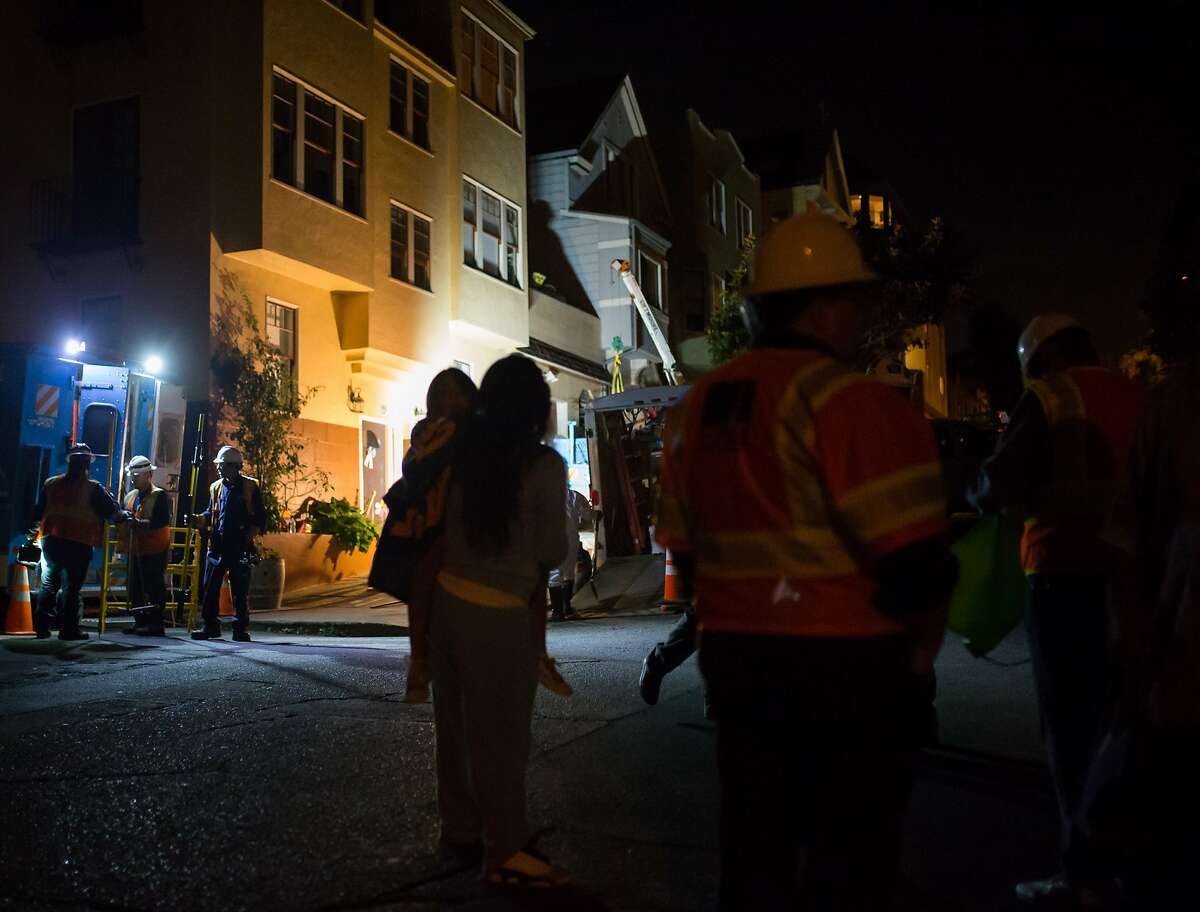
xmin=526 ymin=75 xmax=631 ymax=155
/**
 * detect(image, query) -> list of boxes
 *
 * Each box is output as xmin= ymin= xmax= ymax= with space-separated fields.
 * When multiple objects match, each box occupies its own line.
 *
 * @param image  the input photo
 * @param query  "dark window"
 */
xmin=342 ymin=113 xmax=363 ymax=215
xmin=459 ymin=17 xmax=475 ymax=95
xmin=412 ymin=76 xmax=430 ymax=148
xmin=73 ymin=97 xmax=139 ymax=240
xmin=462 ymin=181 xmax=477 ymax=267
xmin=413 ymin=216 xmax=431 ymax=290
xmin=81 ymin=403 xmax=119 ymax=457
xmin=390 ymin=205 xmax=409 ymax=281
xmin=388 ymin=62 xmax=407 ymax=137
xmin=479 ymin=31 xmax=500 ymax=113
xmin=271 ymin=74 xmax=296 ymax=185
xmin=480 ymin=190 xmax=501 ymax=277
xmin=266 ymin=300 xmax=297 ymax=378
xmin=325 ymin=0 xmax=363 ymax=22
xmin=501 ymin=47 xmax=517 ymax=128
xmin=504 ymin=205 xmax=519 ymax=287
xmin=303 ymin=91 xmax=336 ymax=203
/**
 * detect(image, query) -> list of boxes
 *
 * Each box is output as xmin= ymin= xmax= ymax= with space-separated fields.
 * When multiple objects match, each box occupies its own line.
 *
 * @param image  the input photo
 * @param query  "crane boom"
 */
xmin=610 ymin=259 xmax=680 ymax=384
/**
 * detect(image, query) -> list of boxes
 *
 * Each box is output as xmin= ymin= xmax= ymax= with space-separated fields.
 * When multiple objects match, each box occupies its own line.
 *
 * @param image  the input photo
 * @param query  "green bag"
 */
xmin=947 ymin=513 xmax=1026 ymax=657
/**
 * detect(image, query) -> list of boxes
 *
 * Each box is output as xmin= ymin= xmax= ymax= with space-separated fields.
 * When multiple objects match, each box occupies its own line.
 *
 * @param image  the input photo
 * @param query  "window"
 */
xmin=711 ymin=273 xmax=726 ymax=317
xmin=389 ymin=60 xmax=431 ymax=150
xmin=460 ymin=11 xmax=520 ymax=130
xmin=271 ymin=74 xmax=296 ymax=185
xmin=270 ymin=68 xmax=366 ymax=216
xmin=638 ymin=252 xmax=663 ymax=309
xmin=324 ymin=0 xmax=363 ymax=22
xmin=73 ymin=97 xmax=139 ymax=240
xmin=462 ymin=176 xmax=521 ymax=287
xmin=708 ymin=176 xmax=726 ymax=234
xmin=266 ymin=299 xmax=297 ymax=379
xmin=850 ymin=194 xmax=862 ymax=218
xmin=868 ymin=195 xmax=886 ymax=227
xmin=736 ymin=198 xmax=753 ymax=248
xmin=390 ymin=203 xmax=432 ymax=290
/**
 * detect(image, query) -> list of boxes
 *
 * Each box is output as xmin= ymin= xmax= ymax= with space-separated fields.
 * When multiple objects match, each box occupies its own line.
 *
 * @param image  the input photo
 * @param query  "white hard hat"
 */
xmin=746 ymin=212 xmax=877 ymax=298
xmin=1017 ymin=313 xmax=1083 ymax=377
xmin=213 ymin=445 xmax=243 ymax=465
xmin=126 ymin=455 xmax=156 ymax=474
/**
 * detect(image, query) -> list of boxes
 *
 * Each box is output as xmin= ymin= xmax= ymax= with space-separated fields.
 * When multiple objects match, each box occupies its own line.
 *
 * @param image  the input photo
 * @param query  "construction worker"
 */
xmin=123 ymin=456 xmax=172 ymax=636
xmin=656 ymin=212 xmax=957 ymax=909
xmin=969 ymin=314 xmax=1142 ymax=906
xmin=189 ymin=445 xmax=267 ymax=642
xmin=30 ymin=443 xmax=128 ymax=640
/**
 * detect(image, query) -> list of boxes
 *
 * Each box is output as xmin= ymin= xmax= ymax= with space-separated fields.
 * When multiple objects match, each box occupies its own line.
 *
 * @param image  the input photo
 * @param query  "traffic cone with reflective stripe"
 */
xmin=4 ymin=564 xmax=35 ymax=635
xmin=219 ymin=577 xmax=235 ymax=618
xmin=660 ymin=550 xmax=682 ymax=611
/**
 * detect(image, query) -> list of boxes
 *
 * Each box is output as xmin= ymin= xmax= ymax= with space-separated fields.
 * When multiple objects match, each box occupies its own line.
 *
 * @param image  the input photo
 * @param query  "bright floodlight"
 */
xmin=145 ymin=355 xmax=164 ymax=375
xmin=65 ymin=339 xmax=85 ymax=355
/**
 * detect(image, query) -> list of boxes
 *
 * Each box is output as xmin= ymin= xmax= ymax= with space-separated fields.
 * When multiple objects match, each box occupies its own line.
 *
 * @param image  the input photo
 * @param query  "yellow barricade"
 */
xmin=99 ymin=524 xmax=203 ymax=634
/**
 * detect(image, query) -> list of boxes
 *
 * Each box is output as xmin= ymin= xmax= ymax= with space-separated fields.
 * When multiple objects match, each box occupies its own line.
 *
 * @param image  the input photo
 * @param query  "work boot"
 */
xmin=35 ymin=626 xmax=52 ymax=640
xmin=639 ymin=651 xmax=665 ymax=705
xmin=58 ymin=629 xmax=89 ymax=641
xmin=190 ymin=626 xmax=222 ymax=640
xmin=139 ymin=609 xmax=166 ymax=637
xmin=232 ymin=630 xmax=251 ymax=643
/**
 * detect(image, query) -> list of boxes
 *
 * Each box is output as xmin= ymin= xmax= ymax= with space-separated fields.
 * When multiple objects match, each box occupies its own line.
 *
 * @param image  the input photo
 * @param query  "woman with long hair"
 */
xmin=429 ymin=355 xmax=571 ymax=888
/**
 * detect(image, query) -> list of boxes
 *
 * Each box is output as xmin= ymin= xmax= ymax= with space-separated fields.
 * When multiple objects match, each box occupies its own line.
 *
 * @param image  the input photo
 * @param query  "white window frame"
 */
xmin=265 ymin=297 xmax=299 ymax=380
xmin=459 ymin=9 xmax=521 ymax=132
xmin=461 ymin=174 xmax=522 ymax=288
xmin=389 ymin=200 xmax=433 ymax=291
xmin=270 ymin=66 xmax=366 ymax=218
xmin=709 ymin=176 xmax=726 ymax=234
xmin=388 ymin=57 xmax=432 ymax=151
xmin=736 ymin=198 xmax=753 ymax=248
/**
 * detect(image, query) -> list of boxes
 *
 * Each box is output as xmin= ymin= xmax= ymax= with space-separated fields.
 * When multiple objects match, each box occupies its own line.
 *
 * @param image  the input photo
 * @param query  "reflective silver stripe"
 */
xmin=840 ymin=462 xmax=946 ymax=544
xmin=696 ymin=526 xmax=856 ymax=580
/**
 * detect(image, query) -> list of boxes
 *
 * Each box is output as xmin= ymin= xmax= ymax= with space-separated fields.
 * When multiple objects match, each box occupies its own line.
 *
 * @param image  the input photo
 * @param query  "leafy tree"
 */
xmin=210 ymin=269 xmax=328 ymax=531
xmin=706 ymin=235 xmax=755 ymax=365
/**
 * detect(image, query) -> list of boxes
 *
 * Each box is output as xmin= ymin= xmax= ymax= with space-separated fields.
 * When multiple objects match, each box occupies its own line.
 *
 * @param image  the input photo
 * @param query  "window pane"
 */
xmin=303 ymin=92 xmax=336 ymax=203
xmin=389 ymin=62 xmax=407 ymax=136
xmin=271 ymin=74 xmax=296 ymax=185
xmin=413 ymin=216 xmax=431 ymax=290
xmin=391 ymin=206 xmax=409 ymax=280
xmin=341 ymin=113 xmax=364 ymax=215
xmin=462 ymin=181 xmax=477 ymax=266
xmin=501 ymin=47 xmax=517 ymax=127
xmin=638 ymin=253 xmax=660 ymax=308
xmin=869 ymin=195 xmax=885 ymax=227
xmin=459 ymin=18 xmax=475 ymax=95
xmin=479 ymin=32 xmax=500 ymax=112
xmin=412 ymin=76 xmax=429 ymax=148
xmin=504 ymin=205 xmax=519 ymax=286
xmin=481 ymin=192 xmax=501 ymax=276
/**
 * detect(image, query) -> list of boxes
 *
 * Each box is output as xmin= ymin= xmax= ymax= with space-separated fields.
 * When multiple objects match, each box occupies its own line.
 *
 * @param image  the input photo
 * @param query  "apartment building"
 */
xmin=3 ymin=0 xmax=535 ymax=515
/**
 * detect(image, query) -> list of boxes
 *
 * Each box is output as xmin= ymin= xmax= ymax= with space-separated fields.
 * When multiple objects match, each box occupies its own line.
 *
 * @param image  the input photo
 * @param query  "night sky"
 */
xmin=511 ymin=0 xmax=1196 ymax=360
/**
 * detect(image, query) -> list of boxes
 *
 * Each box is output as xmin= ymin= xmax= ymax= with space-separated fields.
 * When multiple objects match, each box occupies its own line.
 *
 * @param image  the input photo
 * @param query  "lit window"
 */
xmin=708 ymin=176 xmax=726 ymax=234
xmin=389 ymin=60 xmax=431 ymax=150
xmin=735 ymin=198 xmax=753 ymax=248
xmin=869 ymin=195 xmax=885 ymax=227
xmin=462 ymin=177 xmax=521 ymax=287
xmin=266 ymin=299 xmax=297 ymax=378
xmin=460 ymin=11 xmax=520 ymax=130
xmin=390 ymin=202 xmax=432 ymax=291
xmin=271 ymin=68 xmax=365 ymax=216
xmin=850 ymin=194 xmax=862 ymax=217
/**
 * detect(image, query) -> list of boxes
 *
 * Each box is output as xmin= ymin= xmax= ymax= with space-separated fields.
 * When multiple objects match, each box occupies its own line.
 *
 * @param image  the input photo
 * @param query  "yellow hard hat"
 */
xmin=746 ymin=212 xmax=877 ymax=298
xmin=1017 ymin=313 xmax=1083 ymax=377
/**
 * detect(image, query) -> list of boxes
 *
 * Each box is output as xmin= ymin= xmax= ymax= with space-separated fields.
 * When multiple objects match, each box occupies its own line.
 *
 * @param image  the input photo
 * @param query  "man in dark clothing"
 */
xmin=31 ymin=443 xmax=128 ymax=640
xmin=190 ymin=445 xmax=267 ymax=642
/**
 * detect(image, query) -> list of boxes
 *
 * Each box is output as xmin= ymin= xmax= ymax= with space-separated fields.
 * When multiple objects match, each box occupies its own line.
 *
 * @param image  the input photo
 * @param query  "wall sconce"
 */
xmin=348 ymin=386 xmax=364 ymax=413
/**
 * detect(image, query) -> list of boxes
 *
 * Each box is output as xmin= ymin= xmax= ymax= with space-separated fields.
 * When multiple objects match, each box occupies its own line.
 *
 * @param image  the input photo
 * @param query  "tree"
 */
xmin=210 ymin=269 xmax=328 ymax=531
xmin=706 ymin=235 xmax=755 ymax=365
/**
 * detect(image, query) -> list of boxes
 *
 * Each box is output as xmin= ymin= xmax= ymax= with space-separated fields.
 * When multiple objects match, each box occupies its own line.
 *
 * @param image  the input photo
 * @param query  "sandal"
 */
xmin=484 ymin=848 xmax=571 ymax=889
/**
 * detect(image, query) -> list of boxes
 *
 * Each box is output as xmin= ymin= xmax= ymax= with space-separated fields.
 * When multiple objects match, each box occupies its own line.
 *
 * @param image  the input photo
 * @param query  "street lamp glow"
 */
xmin=65 ymin=339 xmax=86 ymax=355
xmin=144 ymin=355 xmax=164 ymax=375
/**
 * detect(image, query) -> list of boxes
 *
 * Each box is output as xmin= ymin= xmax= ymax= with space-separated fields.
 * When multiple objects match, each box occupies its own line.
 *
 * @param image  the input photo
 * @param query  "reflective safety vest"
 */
xmin=206 ymin=475 xmax=261 ymax=540
xmin=40 ymin=474 xmax=104 ymax=548
xmin=1023 ymin=366 xmax=1143 ymax=573
xmin=656 ymin=348 xmax=948 ymax=637
xmin=124 ymin=487 xmax=171 ymax=556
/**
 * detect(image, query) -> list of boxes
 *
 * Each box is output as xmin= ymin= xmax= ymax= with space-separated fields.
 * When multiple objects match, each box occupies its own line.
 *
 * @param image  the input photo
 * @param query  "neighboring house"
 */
xmin=4 ymin=0 xmax=535 ymax=514
xmin=527 ymin=76 xmax=674 ymax=389
xmin=746 ymin=128 xmax=855 ymax=229
xmin=650 ymin=109 xmax=761 ymax=371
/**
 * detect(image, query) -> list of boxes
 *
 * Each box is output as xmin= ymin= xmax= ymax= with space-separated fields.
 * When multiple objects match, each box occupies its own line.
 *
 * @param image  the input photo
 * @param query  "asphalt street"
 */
xmin=1 ymin=616 xmax=1057 ymax=911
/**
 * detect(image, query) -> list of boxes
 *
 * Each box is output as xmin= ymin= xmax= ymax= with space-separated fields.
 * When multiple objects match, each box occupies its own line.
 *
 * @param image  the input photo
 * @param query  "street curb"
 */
xmin=247 ymin=619 xmax=409 ymax=638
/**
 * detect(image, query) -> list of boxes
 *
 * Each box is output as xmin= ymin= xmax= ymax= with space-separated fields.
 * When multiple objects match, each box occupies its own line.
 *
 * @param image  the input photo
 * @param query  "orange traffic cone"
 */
xmin=5 ymin=564 xmax=35 ymax=636
xmin=219 ymin=578 xmax=235 ymax=617
xmin=660 ymin=549 xmax=681 ymax=611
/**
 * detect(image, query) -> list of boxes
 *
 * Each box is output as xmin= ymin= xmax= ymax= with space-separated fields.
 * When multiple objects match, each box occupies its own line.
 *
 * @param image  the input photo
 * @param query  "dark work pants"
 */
xmin=548 ymin=580 xmax=575 ymax=617
xmin=200 ymin=553 xmax=250 ymax=633
xmin=651 ymin=606 xmax=697 ymax=672
xmin=701 ymin=633 xmax=914 ymax=911
xmin=128 ymin=551 xmax=168 ymax=614
xmin=37 ymin=537 xmax=92 ymax=634
xmin=1025 ymin=573 xmax=1112 ymax=882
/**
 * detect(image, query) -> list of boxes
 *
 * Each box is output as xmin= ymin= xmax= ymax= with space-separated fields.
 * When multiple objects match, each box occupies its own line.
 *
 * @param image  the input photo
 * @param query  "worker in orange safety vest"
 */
xmin=969 ymin=314 xmax=1143 ymax=906
xmin=30 ymin=443 xmax=128 ymax=640
xmin=655 ymin=212 xmax=958 ymax=910
xmin=122 ymin=455 xmax=173 ymax=636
